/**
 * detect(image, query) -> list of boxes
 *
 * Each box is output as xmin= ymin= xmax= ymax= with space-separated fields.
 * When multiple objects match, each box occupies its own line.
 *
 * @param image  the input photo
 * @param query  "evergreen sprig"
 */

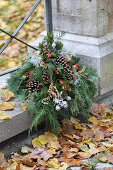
xmin=7 ymin=32 xmax=98 ymax=134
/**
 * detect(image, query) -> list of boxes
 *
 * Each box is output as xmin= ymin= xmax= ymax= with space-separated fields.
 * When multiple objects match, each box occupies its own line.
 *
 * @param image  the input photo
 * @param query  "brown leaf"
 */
xmin=107 ymin=153 xmax=113 ymax=164
xmin=30 ymin=147 xmax=52 ymax=161
xmin=1 ymin=91 xmax=14 ymax=102
xmin=104 ymin=168 xmax=113 ymax=170
xmin=0 ymin=153 xmax=8 ymax=168
xmin=80 ymin=129 xmax=94 ymax=138
xmin=65 ymin=151 xmax=77 ymax=159
xmin=94 ymin=130 xmax=104 ymax=142
xmin=0 ymin=102 xmax=15 ymax=111
xmin=67 ymin=158 xmax=80 ymax=166
xmin=90 ymin=103 xmax=102 ymax=117
xmin=78 ymin=152 xmax=92 ymax=159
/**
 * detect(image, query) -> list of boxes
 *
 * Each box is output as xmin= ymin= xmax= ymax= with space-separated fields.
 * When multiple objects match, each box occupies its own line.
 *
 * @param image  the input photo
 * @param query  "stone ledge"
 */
xmin=0 ymin=73 xmax=32 ymax=143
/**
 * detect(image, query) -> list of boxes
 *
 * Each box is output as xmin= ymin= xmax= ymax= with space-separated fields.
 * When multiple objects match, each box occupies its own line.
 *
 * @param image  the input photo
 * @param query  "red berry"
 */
xmin=60 ymin=81 xmax=63 ymax=85
xmin=64 ymin=86 xmax=67 ymax=91
xmin=44 ymin=47 xmax=47 ymax=51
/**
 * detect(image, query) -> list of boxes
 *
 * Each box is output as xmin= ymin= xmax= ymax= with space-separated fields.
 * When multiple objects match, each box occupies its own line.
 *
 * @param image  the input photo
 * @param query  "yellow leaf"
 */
xmin=0 ymin=102 xmax=15 ymax=111
xmin=45 ymin=132 xmax=58 ymax=142
xmin=24 ymin=24 xmax=30 ymax=30
xmin=8 ymin=61 xmax=16 ymax=68
xmin=47 ymin=149 xmax=56 ymax=155
xmin=21 ymin=103 xmax=27 ymax=111
xmin=38 ymin=135 xmax=47 ymax=145
xmin=89 ymin=116 xmax=99 ymax=126
xmin=1 ymin=91 xmax=14 ymax=102
xmin=47 ymin=159 xmax=60 ymax=168
xmin=0 ymin=112 xmax=11 ymax=120
xmin=32 ymin=138 xmax=42 ymax=148
xmin=8 ymin=161 xmax=17 ymax=169
xmin=0 ymin=1 xmax=9 ymax=7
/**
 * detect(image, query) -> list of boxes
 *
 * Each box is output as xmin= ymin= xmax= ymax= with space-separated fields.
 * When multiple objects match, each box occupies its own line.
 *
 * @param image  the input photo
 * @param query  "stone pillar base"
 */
xmin=28 ymin=31 xmax=113 ymax=96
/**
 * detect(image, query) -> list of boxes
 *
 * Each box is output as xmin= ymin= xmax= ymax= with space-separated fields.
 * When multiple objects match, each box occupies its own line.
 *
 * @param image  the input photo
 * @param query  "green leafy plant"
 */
xmin=7 ymin=32 xmax=97 ymax=134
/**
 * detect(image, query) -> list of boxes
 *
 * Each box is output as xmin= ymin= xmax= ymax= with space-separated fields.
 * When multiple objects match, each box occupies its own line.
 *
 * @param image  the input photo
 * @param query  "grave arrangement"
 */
xmin=7 ymin=33 xmax=97 ymax=134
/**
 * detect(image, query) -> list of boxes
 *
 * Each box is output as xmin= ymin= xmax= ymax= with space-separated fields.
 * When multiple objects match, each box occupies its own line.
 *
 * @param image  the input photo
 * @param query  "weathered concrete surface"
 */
xmin=50 ymin=0 xmax=109 ymax=37
xmin=0 ymin=74 xmax=32 ymax=143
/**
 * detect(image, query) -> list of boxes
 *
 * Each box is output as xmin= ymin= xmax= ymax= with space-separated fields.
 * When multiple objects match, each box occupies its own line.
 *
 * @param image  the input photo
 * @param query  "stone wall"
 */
xmin=52 ymin=0 xmax=109 ymax=37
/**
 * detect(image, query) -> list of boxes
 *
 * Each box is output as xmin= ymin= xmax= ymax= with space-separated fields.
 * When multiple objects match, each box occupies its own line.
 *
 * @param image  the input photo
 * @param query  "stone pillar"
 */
xmin=48 ymin=0 xmax=113 ymax=96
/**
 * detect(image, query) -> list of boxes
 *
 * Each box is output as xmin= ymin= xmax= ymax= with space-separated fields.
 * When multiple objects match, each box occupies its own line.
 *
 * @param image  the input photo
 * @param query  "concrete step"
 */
xmin=0 ymin=73 xmax=32 ymax=143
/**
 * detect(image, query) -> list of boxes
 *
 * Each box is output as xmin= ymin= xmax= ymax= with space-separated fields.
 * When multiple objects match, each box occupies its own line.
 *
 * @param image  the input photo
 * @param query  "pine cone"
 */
xmin=42 ymin=70 xmax=50 ymax=85
xmin=56 ymin=56 xmax=75 ymax=80
xmin=27 ymin=80 xmax=40 ymax=94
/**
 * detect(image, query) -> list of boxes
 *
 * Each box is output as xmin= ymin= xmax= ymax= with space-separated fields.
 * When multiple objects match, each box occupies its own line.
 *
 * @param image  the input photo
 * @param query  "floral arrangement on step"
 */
xmin=7 ymin=33 xmax=97 ymax=134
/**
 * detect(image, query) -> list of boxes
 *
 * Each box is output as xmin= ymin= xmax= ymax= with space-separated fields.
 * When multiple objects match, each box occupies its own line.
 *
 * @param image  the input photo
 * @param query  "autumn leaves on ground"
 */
xmin=0 ymin=0 xmax=44 ymax=72
xmin=0 ymin=89 xmax=113 ymax=169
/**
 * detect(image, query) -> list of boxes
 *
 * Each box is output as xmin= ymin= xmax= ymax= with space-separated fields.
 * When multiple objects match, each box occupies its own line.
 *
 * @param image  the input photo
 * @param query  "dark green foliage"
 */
xmin=7 ymin=32 xmax=98 ymax=134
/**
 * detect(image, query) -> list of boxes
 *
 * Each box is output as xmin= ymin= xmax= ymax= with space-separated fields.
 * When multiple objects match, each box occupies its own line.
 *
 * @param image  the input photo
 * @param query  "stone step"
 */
xmin=0 ymin=73 xmax=32 ymax=143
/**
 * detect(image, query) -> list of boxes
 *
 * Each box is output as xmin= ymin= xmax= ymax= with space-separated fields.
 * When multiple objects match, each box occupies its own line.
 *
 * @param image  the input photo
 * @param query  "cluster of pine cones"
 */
xmin=27 ymin=56 xmax=75 ymax=94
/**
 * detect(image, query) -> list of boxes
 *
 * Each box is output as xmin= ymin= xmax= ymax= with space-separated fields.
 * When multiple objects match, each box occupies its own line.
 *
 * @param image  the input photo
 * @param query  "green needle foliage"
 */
xmin=7 ymin=32 xmax=98 ymax=134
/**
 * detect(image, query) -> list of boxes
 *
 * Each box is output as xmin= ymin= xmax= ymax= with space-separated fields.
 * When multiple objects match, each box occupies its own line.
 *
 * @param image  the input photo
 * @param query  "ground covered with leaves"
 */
xmin=0 ymin=90 xmax=113 ymax=170
xmin=0 ymin=0 xmax=44 ymax=72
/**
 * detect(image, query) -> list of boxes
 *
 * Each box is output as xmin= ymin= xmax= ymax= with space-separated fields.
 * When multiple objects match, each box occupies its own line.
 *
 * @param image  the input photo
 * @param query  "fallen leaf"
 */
xmin=0 ymin=112 xmax=11 ymax=120
xmin=88 ymin=148 xmax=99 ymax=155
xmin=80 ymin=144 xmax=89 ymax=152
xmin=59 ymin=162 xmax=69 ymax=170
xmin=101 ymin=142 xmax=113 ymax=148
xmin=1 ymin=91 xmax=14 ymax=102
xmin=47 ymin=140 xmax=61 ymax=150
xmin=80 ymin=129 xmax=94 ymax=138
xmin=99 ymin=156 xmax=108 ymax=162
xmin=104 ymin=168 xmax=113 ymax=170
xmin=0 ymin=102 xmax=15 ymax=111
xmin=21 ymin=147 xmax=32 ymax=154
xmin=78 ymin=152 xmax=92 ymax=159
xmin=94 ymin=130 xmax=104 ymax=142
xmin=32 ymin=137 xmax=42 ymax=148
xmin=30 ymin=147 xmax=52 ymax=161
xmin=89 ymin=116 xmax=99 ymax=126
xmin=21 ymin=103 xmax=27 ymax=111
xmin=65 ymin=151 xmax=77 ymax=159
xmin=67 ymin=158 xmax=80 ymax=166
xmin=0 ymin=153 xmax=8 ymax=168
xmin=47 ymin=159 xmax=60 ymax=168
xmin=107 ymin=153 xmax=113 ymax=164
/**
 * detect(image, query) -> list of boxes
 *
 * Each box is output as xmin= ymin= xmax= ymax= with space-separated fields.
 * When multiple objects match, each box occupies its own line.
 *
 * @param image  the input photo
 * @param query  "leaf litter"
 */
xmin=0 ymin=0 xmax=44 ymax=72
xmin=0 ymin=103 xmax=113 ymax=169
